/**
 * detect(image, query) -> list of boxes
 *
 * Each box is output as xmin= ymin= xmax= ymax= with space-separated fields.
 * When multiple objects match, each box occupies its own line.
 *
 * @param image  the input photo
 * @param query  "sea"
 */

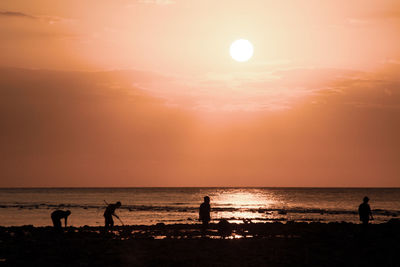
xmin=0 ymin=188 xmax=399 ymax=227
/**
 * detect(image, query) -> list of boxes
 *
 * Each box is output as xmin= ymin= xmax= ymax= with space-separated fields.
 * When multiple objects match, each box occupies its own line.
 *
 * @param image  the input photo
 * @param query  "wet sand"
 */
xmin=0 ymin=220 xmax=399 ymax=266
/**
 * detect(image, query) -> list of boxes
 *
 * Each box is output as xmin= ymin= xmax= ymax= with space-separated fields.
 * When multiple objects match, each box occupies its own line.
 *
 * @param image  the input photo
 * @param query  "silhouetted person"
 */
xmin=104 ymin=201 xmax=121 ymax=231
xmin=51 ymin=210 xmax=71 ymax=231
xmin=199 ymin=196 xmax=211 ymax=232
xmin=359 ymin=196 xmax=373 ymax=226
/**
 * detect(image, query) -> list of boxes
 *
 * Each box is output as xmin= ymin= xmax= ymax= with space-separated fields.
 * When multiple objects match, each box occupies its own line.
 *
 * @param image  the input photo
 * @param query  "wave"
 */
xmin=0 ymin=203 xmax=399 ymax=217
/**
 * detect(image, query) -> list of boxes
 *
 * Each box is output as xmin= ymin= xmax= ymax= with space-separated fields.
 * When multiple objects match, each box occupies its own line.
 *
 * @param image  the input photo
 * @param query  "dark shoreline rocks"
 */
xmin=0 ymin=221 xmax=399 ymax=266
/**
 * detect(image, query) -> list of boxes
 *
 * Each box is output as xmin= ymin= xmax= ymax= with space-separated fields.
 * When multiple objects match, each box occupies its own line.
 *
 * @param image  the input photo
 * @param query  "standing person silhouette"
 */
xmin=358 ymin=196 xmax=374 ymax=226
xmin=51 ymin=210 xmax=71 ymax=231
xmin=103 ymin=201 xmax=122 ymax=231
xmin=199 ymin=196 xmax=211 ymax=232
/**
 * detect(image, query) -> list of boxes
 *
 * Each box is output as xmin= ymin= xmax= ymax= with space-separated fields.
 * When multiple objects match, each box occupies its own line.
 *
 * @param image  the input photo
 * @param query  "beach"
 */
xmin=1 ymin=221 xmax=399 ymax=266
xmin=2 ymin=0 xmax=400 ymax=265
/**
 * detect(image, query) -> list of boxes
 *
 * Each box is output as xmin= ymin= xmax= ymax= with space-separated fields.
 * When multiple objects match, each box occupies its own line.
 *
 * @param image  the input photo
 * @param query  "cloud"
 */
xmin=371 ymin=9 xmax=400 ymax=19
xmin=340 ymin=6 xmax=400 ymax=28
xmin=0 ymin=10 xmax=73 ymax=24
xmin=0 ymin=67 xmax=196 ymax=186
xmin=0 ymin=10 xmax=36 ymax=19
xmin=381 ymin=58 xmax=400 ymax=65
xmin=0 ymin=67 xmax=399 ymax=187
xmin=129 ymin=67 xmax=388 ymax=112
xmin=346 ymin=18 xmax=371 ymax=26
xmin=352 ymin=5 xmax=400 ymax=21
xmin=137 ymin=0 xmax=175 ymax=5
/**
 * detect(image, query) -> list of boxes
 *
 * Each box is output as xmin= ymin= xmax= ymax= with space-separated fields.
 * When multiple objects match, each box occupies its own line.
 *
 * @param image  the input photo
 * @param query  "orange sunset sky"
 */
xmin=0 ymin=0 xmax=399 ymax=187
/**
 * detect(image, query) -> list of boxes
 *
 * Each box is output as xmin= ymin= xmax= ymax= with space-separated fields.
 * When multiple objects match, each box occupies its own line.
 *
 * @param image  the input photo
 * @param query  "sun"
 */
xmin=230 ymin=39 xmax=254 ymax=62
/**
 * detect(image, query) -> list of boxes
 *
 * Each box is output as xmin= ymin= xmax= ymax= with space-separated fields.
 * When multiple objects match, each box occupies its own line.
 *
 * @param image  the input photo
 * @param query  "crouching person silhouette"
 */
xmin=51 ymin=210 xmax=71 ymax=231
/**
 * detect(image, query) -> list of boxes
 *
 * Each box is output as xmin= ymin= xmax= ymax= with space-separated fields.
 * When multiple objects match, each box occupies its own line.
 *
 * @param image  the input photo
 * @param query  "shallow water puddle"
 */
xmin=208 ymin=234 xmax=246 ymax=239
xmin=153 ymin=235 xmax=167 ymax=239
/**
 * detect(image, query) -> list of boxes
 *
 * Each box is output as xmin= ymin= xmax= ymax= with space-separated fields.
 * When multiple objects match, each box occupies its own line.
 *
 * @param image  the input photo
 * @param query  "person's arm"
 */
xmin=64 ymin=217 xmax=68 ymax=228
xmin=112 ymin=210 xmax=119 ymax=219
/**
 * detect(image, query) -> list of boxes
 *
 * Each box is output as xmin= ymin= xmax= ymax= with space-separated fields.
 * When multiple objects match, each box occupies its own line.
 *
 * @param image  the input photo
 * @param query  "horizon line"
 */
xmin=1 ymin=186 xmax=399 ymax=189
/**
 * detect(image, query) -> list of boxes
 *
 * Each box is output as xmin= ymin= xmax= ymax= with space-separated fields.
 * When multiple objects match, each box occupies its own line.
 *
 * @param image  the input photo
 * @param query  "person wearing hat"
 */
xmin=358 ymin=196 xmax=374 ymax=225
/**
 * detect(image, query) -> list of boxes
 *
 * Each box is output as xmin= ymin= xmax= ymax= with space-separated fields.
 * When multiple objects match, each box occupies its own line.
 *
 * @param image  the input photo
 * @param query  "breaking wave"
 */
xmin=1 ymin=203 xmax=398 ymax=217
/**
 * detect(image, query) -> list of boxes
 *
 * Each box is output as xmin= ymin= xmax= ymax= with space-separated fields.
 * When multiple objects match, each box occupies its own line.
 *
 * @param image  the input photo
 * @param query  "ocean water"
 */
xmin=0 ymin=188 xmax=399 ymax=227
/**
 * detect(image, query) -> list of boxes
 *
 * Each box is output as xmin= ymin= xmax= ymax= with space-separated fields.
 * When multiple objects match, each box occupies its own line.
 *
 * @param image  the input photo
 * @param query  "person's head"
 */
xmin=204 ymin=196 xmax=210 ymax=204
xmin=66 ymin=210 xmax=71 ymax=216
xmin=116 ymin=201 xmax=122 ymax=207
xmin=363 ymin=196 xmax=369 ymax=203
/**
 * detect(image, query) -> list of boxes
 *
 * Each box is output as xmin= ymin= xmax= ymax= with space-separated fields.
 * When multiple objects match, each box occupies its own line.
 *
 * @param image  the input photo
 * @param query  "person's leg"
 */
xmin=51 ymin=216 xmax=57 ymax=228
xmin=53 ymin=217 xmax=62 ymax=231
xmin=105 ymin=215 xmax=114 ymax=231
xmin=361 ymin=219 xmax=369 ymax=235
xmin=104 ymin=215 xmax=110 ymax=230
xmin=201 ymin=220 xmax=208 ymax=235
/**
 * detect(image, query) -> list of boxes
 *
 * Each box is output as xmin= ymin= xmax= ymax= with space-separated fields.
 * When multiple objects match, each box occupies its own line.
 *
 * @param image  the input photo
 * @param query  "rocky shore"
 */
xmin=1 ymin=220 xmax=399 ymax=266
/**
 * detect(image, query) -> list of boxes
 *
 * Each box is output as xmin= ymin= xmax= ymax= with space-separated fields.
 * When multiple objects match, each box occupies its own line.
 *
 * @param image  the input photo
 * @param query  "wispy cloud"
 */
xmin=382 ymin=58 xmax=400 ymax=65
xmin=0 ymin=10 xmax=35 ymax=19
xmin=370 ymin=9 xmax=400 ymax=20
xmin=347 ymin=6 xmax=400 ymax=24
xmin=0 ymin=10 xmax=73 ymax=24
xmin=137 ymin=0 xmax=175 ymax=5
xmin=121 ymin=65 xmax=400 ymax=113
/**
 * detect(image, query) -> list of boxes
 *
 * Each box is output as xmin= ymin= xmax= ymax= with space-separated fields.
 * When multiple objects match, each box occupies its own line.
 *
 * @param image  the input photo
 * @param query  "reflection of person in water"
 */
xmin=51 ymin=210 xmax=71 ymax=231
xmin=358 ymin=196 xmax=374 ymax=225
xmin=199 ymin=196 xmax=211 ymax=231
xmin=104 ymin=201 xmax=121 ymax=231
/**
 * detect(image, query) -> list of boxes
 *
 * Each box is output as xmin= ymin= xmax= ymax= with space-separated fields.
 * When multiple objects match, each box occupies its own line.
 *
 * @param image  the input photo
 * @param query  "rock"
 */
xmin=217 ymin=219 xmax=232 ymax=238
xmin=388 ymin=218 xmax=400 ymax=224
xmin=156 ymin=223 xmax=165 ymax=228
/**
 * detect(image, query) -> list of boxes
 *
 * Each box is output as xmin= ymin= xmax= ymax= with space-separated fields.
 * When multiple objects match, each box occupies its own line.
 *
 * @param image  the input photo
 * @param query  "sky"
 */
xmin=0 ymin=0 xmax=399 ymax=187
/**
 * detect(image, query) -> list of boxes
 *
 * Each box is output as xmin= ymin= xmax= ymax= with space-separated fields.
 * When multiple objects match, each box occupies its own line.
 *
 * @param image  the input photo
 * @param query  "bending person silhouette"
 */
xmin=358 ymin=196 xmax=373 ymax=225
xmin=199 ymin=196 xmax=211 ymax=232
xmin=51 ymin=210 xmax=71 ymax=231
xmin=104 ymin=201 xmax=122 ymax=231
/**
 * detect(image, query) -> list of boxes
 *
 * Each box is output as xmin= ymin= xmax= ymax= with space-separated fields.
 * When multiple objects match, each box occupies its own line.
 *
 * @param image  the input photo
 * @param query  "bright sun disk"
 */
xmin=230 ymin=39 xmax=254 ymax=62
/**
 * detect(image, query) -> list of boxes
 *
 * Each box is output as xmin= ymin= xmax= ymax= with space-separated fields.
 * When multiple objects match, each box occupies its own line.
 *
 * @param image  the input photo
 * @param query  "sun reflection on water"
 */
xmin=211 ymin=189 xmax=281 ymax=222
xmin=213 ymin=189 xmax=278 ymax=209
